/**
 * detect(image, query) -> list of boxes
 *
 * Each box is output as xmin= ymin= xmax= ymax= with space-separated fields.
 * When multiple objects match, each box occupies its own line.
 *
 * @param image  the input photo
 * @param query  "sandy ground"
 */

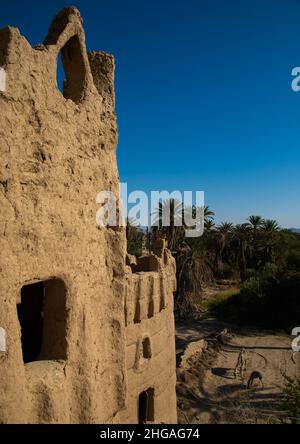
xmin=176 ymin=315 xmax=300 ymax=424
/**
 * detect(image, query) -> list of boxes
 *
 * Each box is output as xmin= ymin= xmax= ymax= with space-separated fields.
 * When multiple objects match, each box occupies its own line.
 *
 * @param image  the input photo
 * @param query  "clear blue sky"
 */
xmin=1 ymin=0 xmax=300 ymax=227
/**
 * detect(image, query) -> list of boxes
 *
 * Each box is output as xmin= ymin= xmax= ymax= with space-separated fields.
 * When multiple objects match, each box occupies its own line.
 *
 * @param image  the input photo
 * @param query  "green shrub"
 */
xmin=210 ymin=267 xmax=300 ymax=331
xmin=286 ymin=251 xmax=300 ymax=271
xmin=281 ymin=374 xmax=300 ymax=424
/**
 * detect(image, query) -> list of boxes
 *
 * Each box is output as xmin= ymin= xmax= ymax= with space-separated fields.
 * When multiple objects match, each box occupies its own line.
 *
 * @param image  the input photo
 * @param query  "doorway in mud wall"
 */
xmin=138 ymin=388 xmax=154 ymax=424
xmin=17 ymin=278 xmax=67 ymax=363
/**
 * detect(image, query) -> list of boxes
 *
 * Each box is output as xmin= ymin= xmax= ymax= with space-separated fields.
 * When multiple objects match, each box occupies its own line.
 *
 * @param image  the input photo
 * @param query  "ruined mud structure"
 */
xmin=0 ymin=8 xmax=177 ymax=423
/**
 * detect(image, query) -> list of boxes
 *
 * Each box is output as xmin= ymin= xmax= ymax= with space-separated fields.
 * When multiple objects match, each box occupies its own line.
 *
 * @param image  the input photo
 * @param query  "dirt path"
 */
xmin=176 ymin=315 xmax=300 ymax=424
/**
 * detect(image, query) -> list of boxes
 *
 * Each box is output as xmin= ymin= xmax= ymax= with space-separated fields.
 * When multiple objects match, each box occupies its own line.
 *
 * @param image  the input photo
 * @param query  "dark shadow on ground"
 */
xmin=211 ymin=367 xmax=235 ymax=378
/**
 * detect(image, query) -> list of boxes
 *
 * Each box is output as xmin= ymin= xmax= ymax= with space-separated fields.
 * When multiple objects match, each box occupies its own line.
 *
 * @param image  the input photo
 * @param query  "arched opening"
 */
xmin=17 ymin=278 xmax=67 ymax=363
xmin=56 ymin=52 xmax=64 ymax=93
xmin=142 ymin=337 xmax=151 ymax=359
xmin=57 ymin=35 xmax=86 ymax=103
xmin=138 ymin=388 xmax=154 ymax=424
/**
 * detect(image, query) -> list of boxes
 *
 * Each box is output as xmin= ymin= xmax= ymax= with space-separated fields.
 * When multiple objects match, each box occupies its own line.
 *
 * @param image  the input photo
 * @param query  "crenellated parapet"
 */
xmin=118 ymin=240 xmax=177 ymax=424
xmin=125 ymin=241 xmax=176 ymax=327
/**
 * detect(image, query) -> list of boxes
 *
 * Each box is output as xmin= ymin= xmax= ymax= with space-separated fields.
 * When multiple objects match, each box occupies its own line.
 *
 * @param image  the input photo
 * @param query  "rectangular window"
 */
xmin=17 ymin=279 xmax=67 ymax=363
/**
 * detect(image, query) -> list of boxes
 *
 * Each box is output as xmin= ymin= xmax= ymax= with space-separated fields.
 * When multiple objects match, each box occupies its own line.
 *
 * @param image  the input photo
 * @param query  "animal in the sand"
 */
xmin=247 ymin=370 xmax=264 ymax=389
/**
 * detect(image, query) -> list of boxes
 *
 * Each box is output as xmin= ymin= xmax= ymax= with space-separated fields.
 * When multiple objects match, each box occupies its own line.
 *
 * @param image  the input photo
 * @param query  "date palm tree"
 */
xmin=233 ymin=223 xmax=251 ymax=280
xmin=205 ymin=219 xmax=215 ymax=231
xmin=260 ymin=219 xmax=280 ymax=263
xmin=261 ymin=219 xmax=280 ymax=232
xmin=204 ymin=205 xmax=215 ymax=228
xmin=126 ymin=217 xmax=143 ymax=256
xmin=216 ymin=222 xmax=234 ymax=264
xmin=245 ymin=215 xmax=263 ymax=267
xmin=151 ymin=199 xmax=184 ymax=251
xmin=246 ymin=215 xmax=263 ymax=231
